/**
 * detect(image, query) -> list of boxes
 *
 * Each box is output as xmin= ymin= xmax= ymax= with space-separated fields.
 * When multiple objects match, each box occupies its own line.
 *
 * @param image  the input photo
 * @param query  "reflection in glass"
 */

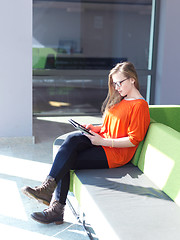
xmin=33 ymin=0 xmax=153 ymax=115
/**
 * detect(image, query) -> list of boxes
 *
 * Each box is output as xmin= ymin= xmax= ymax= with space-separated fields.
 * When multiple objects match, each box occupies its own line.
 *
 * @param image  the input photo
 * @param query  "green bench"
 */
xmin=53 ymin=105 xmax=180 ymax=240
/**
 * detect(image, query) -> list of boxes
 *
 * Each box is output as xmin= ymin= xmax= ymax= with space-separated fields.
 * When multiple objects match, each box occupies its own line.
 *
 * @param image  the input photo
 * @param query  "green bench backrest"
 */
xmin=131 ymin=105 xmax=180 ymax=166
xmin=137 ymin=123 xmax=180 ymax=206
xmin=149 ymin=105 xmax=180 ymax=132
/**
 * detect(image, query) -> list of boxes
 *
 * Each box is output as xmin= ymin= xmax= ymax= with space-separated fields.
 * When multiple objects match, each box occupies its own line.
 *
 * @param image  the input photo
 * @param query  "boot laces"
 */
xmin=44 ymin=201 xmax=62 ymax=216
xmin=41 ymin=179 xmax=53 ymax=189
xmin=35 ymin=178 xmax=54 ymax=191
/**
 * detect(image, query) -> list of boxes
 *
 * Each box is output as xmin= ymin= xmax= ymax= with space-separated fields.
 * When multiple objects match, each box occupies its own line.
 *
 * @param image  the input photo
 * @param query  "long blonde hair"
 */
xmin=101 ymin=61 xmax=140 ymax=113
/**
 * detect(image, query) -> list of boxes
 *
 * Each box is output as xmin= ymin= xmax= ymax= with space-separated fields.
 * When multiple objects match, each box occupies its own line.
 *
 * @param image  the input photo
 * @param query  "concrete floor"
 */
xmin=0 ymin=115 xmax=102 ymax=240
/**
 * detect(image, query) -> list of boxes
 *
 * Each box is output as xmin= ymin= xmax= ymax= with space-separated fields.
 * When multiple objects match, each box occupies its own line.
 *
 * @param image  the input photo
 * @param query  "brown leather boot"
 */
xmin=21 ymin=176 xmax=57 ymax=206
xmin=31 ymin=200 xmax=65 ymax=225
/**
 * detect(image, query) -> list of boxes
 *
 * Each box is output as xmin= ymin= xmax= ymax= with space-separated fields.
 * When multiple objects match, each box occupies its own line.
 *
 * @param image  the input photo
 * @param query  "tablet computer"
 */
xmin=68 ymin=119 xmax=94 ymax=136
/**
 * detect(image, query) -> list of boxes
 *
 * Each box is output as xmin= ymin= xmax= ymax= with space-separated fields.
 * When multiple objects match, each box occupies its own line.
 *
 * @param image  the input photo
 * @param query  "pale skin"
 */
xmin=85 ymin=72 xmax=143 ymax=148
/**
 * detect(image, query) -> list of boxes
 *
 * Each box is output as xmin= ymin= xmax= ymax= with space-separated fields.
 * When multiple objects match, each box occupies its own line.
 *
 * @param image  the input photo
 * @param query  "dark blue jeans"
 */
xmin=49 ymin=132 xmax=109 ymax=205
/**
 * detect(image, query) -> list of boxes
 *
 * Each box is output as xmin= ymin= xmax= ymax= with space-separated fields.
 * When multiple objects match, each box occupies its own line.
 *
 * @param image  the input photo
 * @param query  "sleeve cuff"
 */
xmin=129 ymin=136 xmax=139 ymax=146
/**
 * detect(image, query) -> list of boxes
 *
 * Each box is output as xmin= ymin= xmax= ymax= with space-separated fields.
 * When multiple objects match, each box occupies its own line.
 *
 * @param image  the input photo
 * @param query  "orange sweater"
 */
xmin=99 ymin=99 xmax=150 ymax=168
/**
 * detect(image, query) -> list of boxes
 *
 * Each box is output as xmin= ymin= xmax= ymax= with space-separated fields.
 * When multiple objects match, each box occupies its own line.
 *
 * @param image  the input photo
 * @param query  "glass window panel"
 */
xmin=33 ymin=0 xmax=154 ymax=115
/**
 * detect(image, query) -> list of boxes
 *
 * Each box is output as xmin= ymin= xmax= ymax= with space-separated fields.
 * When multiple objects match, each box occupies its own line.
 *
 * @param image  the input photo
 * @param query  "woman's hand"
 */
xmin=85 ymin=131 xmax=105 ymax=146
xmin=85 ymin=124 xmax=101 ymax=133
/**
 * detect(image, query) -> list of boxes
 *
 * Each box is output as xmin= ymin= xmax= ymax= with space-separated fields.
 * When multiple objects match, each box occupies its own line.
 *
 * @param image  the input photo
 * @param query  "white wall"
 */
xmin=0 ymin=0 xmax=32 ymax=137
xmin=155 ymin=0 xmax=180 ymax=104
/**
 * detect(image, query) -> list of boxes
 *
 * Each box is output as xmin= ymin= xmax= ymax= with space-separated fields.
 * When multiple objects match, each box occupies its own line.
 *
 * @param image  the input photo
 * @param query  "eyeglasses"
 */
xmin=113 ymin=78 xmax=129 ymax=88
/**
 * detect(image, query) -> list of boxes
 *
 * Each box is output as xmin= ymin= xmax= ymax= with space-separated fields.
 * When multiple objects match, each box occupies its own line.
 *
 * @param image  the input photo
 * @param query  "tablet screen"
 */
xmin=68 ymin=119 xmax=94 ymax=136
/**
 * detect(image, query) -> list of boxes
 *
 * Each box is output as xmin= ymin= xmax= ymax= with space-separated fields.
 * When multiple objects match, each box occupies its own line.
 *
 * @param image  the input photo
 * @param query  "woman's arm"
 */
xmin=102 ymin=136 xmax=135 ymax=148
xmin=85 ymin=131 xmax=135 ymax=148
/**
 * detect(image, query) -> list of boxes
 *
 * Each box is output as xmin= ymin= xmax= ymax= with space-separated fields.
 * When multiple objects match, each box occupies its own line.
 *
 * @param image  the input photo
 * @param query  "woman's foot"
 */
xmin=31 ymin=200 xmax=65 ymax=225
xmin=21 ymin=176 xmax=57 ymax=206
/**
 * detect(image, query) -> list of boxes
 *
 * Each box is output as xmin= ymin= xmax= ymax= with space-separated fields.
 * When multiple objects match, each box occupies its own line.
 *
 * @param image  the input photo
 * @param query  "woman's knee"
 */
xmin=65 ymin=132 xmax=87 ymax=145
